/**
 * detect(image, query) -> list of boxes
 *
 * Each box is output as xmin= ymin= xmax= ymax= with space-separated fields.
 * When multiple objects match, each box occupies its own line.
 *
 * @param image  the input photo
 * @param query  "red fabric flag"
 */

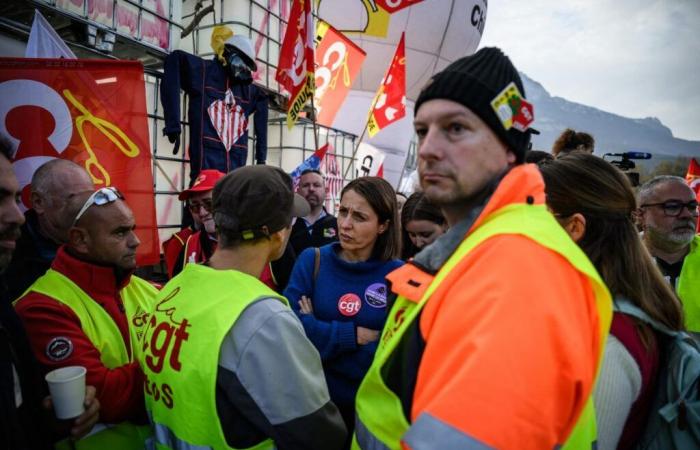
xmin=314 ymin=21 xmax=366 ymax=127
xmin=687 ymin=157 xmax=700 ymax=231
xmin=374 ymin=0 xmax=425 ymax=13
xmin=686 ymin=157 xmax=700 ymax=196
xmin=367 ymin=32 xmax=406 ymax=137
xmin=291 ymin=143 xmax=330 ymax=190
xmin=0 ymin=58 xmax=159 ymax=265
xmin=275 ymin=0 xmax=315 ymax=129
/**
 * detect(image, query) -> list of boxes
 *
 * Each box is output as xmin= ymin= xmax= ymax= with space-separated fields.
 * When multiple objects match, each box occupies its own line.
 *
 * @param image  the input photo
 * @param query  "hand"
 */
xmin=298 ymin=295 xmax=314 ymax=315
xmin=167 ymin=132 xmax=181 ymax=155
xmin=44 ymin=385 xmax=100 ymax=440
xmin=356 ymin=327 xmax=380 ymax=345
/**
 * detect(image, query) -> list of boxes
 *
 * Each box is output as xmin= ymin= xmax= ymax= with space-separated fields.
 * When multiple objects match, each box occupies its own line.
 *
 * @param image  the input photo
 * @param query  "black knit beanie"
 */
xmin=414 ymin=47 xmax=532 ymax=163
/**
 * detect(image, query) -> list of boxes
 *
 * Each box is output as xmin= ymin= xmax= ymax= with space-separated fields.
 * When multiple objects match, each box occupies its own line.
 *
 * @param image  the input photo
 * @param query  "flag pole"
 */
xmin=342 ymin=91 xmax=381 ymax=180
xmin=310 ymin=93 xmax=320 ymax=152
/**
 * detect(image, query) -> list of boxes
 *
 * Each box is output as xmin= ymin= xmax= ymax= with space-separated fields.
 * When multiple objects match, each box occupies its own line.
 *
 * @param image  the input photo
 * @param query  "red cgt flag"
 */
xmin=275 ymin=0 xmax=315 ymax=129
xmin=686 ymin=157 xmax=700 ymax=197
xmin=374 ymin=0 xmax=425 ymax=13
xmin=687 ymin=157 xmax=700 ymax=231
xmin=367 ymin=32 xmax=406 ymax=137
xmin=0 ymin=58 xmax=159 ymax=265
xmin=313 ymin=20 xmax=366 ymax=127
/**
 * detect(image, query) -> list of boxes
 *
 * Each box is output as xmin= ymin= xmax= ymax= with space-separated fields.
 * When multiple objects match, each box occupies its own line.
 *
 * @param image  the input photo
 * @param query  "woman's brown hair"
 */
xmin=552 ymin=128 xmax=595 ymax=157
xmin=341 ymin=177 xmax=401 ymax=261
xmin=400 ymin=192 xmax=446 ymax=259
xmin=540 ymin=153 xmax=684 ymax=346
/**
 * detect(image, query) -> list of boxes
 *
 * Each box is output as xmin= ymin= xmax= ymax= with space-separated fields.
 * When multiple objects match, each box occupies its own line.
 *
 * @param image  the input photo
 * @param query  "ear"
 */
xmin=563 ymin=213 xmax=587 ymax=243
xmin=31 ymin=192 xmax=44 ymax=214
xmin=68 ymin=226 xmax=90 ymax=254
xmin=506 ymin=150 xmax=517 ymax=165
xmin=632 ymin=208 xmax=645 ymax=230
xmin=377 ymin=220 xmax=389 ymax=235
xmin=267 ymin=227 xmax=289 ymax=259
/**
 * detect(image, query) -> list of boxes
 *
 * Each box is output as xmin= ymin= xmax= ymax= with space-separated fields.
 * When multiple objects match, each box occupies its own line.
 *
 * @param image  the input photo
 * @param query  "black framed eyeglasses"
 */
xmin=188 ymin=198 xmax=213 ymax=213
xmin=72 ymin=187 xmax=124 ymax=226
xmin=640 ymin=200 xmax=699 ymax=217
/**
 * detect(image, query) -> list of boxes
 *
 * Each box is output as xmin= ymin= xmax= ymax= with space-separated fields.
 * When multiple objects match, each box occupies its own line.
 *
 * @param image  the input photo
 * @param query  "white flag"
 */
xmin=354 ymin=143 xmax=386 ymax=178
xmin=25 ymin=10 xmax=76 ymax=59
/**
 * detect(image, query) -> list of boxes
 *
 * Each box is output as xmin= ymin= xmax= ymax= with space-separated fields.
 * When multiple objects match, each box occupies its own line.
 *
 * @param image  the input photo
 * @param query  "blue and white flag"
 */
xmin=291 ymin=143 xmax=330 ymax=190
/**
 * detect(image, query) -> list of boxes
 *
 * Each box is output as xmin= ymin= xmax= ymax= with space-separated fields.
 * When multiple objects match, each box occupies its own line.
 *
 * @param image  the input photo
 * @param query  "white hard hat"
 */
xmin=224 ymin=35 xmax=257 ymax=71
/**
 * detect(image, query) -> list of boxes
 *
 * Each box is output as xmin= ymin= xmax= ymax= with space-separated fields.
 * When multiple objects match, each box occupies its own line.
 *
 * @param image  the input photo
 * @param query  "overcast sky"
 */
xmin=479 ymin=0 xmax=700 ymax=142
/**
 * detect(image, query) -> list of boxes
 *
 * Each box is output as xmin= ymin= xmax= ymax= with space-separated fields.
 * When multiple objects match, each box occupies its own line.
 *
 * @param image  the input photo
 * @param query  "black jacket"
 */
xmin=4 ymin=210 xmax=57 ymax=304
xmin=0 ymin=278 xmax=51 ymax=450
xmin=288 ymin=211 xmax=338 ymax=256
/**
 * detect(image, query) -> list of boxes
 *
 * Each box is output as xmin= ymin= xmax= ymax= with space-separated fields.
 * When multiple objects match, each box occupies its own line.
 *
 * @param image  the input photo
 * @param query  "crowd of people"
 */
xmin=1 ymin=46 xmax=699 ymax=450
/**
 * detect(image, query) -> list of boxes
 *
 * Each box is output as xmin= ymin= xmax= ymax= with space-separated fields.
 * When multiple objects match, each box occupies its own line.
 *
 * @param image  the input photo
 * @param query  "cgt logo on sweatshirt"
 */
xmin=338 ymin=293 xmax=362 ymax=317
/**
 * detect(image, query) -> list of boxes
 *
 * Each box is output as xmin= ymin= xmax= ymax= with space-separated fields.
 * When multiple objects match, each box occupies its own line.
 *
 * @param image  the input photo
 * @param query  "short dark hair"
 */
xmin=340 ymin=177 xmax=401 ymax=261
xmin=524 ymin=150 xmax=554 ymax=164
xmin=0 ymin=133 xmax=14 ymax=161
xmin=300 ymin=168 xmax=323 ymax=178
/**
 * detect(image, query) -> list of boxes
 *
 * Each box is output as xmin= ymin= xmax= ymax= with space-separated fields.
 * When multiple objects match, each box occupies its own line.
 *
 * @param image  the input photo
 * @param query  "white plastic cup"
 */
xmin=45 ymin=366 xmax=87 ymax=419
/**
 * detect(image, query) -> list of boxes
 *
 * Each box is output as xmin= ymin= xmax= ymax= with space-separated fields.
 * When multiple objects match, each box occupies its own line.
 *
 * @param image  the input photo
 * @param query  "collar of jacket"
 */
xmin=412 ymin=164 xmax=546 ymax=274
xmin=52 ymin=246 xmax=133 ymax=299
xmin=24 ymin=209 xmax=59 ymax=261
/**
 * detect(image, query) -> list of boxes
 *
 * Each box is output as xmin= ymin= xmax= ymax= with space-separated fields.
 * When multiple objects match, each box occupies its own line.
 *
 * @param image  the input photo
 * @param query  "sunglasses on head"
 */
xmin=72 ymin=187 xmax=124 ymax=226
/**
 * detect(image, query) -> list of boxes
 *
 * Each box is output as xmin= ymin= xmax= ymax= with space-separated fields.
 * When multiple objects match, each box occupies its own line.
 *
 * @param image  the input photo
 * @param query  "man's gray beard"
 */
xmin=649 ymin=224 xmax=695 ymax=247
xmin=668 ymin=229 xmax=696 ymax=246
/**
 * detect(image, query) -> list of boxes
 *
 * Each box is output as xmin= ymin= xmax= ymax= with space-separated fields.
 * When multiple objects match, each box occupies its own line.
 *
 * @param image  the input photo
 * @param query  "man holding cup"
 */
xmin=0 ymin=135 xmax=99 ymax=449
xmin=14 ymin=184 xmax=158 ymax=448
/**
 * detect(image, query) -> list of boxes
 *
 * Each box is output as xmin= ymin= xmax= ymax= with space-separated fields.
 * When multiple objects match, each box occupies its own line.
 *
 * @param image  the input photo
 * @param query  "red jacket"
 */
xmin=162 ymin=227 xmax=194 ymax=279
xmin=14 ymin=247 xmax=147 ymax=424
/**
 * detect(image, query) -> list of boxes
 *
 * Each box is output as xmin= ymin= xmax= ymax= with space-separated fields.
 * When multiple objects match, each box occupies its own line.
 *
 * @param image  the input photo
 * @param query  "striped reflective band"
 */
xmin=355 ymin=415 xmax=391 ymax=450
xmin=403 ymin=413 xmax=495 ymax=450
xmin=153 ymin=421 xmax=213 ymax=450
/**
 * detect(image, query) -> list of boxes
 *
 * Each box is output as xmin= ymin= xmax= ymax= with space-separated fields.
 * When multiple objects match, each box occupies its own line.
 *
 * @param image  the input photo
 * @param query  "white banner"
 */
xmin=25 ymin=10 xmax=77 ymax=59
xmin=354 ymin=142 xmax=386 ymax=178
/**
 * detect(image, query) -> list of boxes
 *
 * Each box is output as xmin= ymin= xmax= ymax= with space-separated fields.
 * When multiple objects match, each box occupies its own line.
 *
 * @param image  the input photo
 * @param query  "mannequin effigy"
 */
xmin=160 ymin=26 xmax=269 ymax=185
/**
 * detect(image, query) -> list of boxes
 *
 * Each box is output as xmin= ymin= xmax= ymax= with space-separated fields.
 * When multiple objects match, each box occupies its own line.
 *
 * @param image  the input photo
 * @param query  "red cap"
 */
xmin=178 ymin=170 xmax=226 ymax=200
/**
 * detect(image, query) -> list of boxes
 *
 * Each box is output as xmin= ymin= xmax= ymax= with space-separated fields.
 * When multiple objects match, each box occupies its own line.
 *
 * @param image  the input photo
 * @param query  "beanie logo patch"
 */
xmin=491 ymin=82 xmax=534 ymax=132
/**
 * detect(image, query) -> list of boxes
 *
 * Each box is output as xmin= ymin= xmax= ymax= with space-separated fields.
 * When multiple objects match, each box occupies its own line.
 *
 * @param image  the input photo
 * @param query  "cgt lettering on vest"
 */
xmin=141 ymin=287 xmax=191 ymax=409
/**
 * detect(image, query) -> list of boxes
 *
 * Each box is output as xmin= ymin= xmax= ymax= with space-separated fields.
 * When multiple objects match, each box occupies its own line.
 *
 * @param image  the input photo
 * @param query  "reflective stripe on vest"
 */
xmin=141 ymin=263 xmax=283 ymax=450
xmin=152 ymin=419 xmax=213 ymax=450
xmin=678 ymin=235 xmax=700 ymax=333
xmin=18 ymin=268 xmax=157 ymax=450
xmin=353 ymin=203 xmax=612 ymax=450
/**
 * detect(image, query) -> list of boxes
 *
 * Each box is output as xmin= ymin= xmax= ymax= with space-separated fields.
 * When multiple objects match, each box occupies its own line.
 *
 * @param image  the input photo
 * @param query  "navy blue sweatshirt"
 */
xmin=160 ymin=50 xmax=268 ymax=184
xmin=283 ymin=243 xmax=403 ymax=408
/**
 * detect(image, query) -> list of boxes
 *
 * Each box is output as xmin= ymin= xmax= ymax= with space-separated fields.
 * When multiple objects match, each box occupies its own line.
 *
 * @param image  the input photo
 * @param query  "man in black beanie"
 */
xmin=353 ymin=47 xmax=611 ymax=449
